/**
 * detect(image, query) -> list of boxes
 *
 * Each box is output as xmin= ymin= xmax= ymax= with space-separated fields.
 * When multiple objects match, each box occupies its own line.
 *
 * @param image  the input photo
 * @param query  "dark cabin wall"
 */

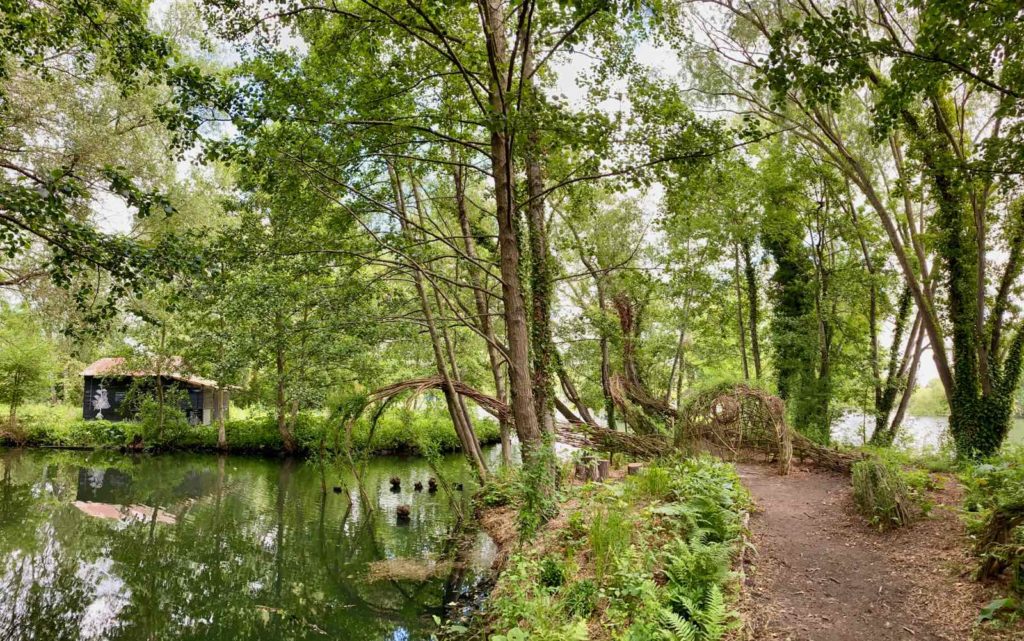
xmin=82 ymin=376 xmax=204 ymax=423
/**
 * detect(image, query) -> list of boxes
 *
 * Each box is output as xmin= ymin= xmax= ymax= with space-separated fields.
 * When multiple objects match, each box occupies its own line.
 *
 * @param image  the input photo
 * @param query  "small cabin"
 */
xmin=81 ymin=357 xmax=229 ymax=425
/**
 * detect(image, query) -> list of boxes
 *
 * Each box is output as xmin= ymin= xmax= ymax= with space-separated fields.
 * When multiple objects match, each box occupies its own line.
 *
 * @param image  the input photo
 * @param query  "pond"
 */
xmin=0 ymin=446 xmax=503 ymax=641
xmin=832 ymin=414 xmax=1024 ymax=451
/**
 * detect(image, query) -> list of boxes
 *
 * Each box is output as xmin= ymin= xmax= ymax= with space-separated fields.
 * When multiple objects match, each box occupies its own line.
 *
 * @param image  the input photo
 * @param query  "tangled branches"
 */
xmin=676 ymin=383 xmax=861 ymax=474
xmin=677 ymin=383 xmax=794 ymax=474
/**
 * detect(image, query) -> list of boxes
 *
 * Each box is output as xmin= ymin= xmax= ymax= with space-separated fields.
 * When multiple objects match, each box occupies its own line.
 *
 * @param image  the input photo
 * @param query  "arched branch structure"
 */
xmin=677 ymin=383 xmax=860 ymax=474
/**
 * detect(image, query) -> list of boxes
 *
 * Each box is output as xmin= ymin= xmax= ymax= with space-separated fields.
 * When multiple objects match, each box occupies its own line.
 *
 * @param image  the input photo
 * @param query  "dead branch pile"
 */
xmin=366 ymin=377 xmax=858 ymax=474
xmin=554 ymin=421 xmax=669 ymax=459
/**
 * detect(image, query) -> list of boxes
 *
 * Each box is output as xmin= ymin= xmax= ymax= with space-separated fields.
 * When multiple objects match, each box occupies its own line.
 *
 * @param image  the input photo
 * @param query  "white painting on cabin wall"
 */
xmin=93 ymin=388 xmax=111 ymax=419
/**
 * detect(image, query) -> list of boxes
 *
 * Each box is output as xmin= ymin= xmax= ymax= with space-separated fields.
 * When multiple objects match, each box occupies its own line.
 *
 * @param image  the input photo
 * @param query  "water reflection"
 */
xmin=0 ymin=447 xmax=499 ymax=640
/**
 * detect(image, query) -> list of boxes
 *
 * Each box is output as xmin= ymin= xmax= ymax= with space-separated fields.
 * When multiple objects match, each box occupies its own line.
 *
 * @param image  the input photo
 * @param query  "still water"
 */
xmin=832 ymin=415 xmax=1024 ymax=450
xmin=0 ymin=447 xmax=501 ymax=641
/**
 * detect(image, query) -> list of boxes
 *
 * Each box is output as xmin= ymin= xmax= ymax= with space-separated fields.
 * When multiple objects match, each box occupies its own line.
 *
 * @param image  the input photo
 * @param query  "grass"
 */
xmin=482 ymin=455 xmax=750 ymax=641
xmin=0 ymin=402 xmax=500 ymax=456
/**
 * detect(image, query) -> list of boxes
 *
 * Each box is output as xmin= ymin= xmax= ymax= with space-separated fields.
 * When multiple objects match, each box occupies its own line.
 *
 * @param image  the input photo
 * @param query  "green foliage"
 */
xmin=476 ymin=466 xmax=522 ymax=508
xmin=133 ymin=391 xmax=191 ymax=446
xmin=563 ymin=579 xmax=598 ymax=618
xmin=961 ymin=448 xmax=1024 ymax=596
xmin=628 ymin=465 xmax=673 ymax=501
xmin=589 ymin=507 xmax=633 ymax=582
xmin=851 ymin=458 xmax=920 ymax=530
xmin=3 ymin=405 xmax=499 ymax=456
xmin=908 ymin=379 xmax=950 ymax=417
xmin=0 ymin=306 xmax=55 ymax=432
xmin=538 ymin=556 xmax=567 ymax=589
xmin=518 ymin=437 xmax=560 ymax=536
xmin=488 ymin=456 xmax=748 ymax=641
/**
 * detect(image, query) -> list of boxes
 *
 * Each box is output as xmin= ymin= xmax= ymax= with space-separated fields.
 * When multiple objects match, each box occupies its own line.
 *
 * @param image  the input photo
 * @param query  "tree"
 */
xmin=1 ymin=0 xmax=220 ymax=323
xmin=0 ymin=306 xmax=53 ymax=435
xmin=674 ymin=0 xmax=1024 ymax=457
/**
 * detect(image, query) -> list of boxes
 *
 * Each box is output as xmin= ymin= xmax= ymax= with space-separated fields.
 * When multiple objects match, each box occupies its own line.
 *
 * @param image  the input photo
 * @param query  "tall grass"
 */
xmin=588 ymin=507 xmax=632 ymax=581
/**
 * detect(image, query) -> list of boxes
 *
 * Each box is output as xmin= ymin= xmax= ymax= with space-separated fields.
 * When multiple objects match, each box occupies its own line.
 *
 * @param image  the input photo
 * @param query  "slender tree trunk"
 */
xmin=217 ymin=388 xmax=227 ymax=450
xmin=390 ymin=163 xmax=487 ymax=479
xmin=733 ymin=244 xmax=750 ymax=380
xmin=889 ymin=320 xmax=926 ymax=437
xmin=453 ymin=164 xmax=512 ymax=465
xmin=522 ymin=43 xmax=555 ymax=438
xmin=156 ymin=325 xmax=166 ymax=439
xmin=478 ymin=0 xmax=542 ymax=448
xmin=742 ymin=240 xmax=762 ymax=379
xmin=274 ymin=312 xmax=297 ymax=454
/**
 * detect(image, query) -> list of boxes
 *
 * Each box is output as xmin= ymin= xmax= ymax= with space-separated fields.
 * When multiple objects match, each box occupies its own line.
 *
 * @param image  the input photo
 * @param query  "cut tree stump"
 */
xmin=626 ymin=463 xmax=644 ymax=476
xmin=597 ymin=460 xmax=610 ymax=480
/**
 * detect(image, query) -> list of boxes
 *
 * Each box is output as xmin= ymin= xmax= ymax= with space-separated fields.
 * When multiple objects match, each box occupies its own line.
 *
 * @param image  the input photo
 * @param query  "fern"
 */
xmin=659 ymin=608 xmax=699 ymax=641
xmin=694 ymin=585 xmax=728 ymax=641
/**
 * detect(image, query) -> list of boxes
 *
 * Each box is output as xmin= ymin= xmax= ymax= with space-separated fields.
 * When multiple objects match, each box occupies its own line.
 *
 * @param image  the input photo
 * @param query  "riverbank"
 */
xmin=450 ymin=455 xmax=750 ymax=640
xmin=1 ymin=405 xmax=501 ymax=457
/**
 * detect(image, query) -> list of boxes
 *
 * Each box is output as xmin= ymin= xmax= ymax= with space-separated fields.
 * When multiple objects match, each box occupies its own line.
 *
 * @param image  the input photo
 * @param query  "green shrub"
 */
xmin=851 ymin=457 xmax=918 ymax=530
xmin=563 ymin=579 xmax=597 ymax=618
xmin=627 ymin=465 xmax=673 ymax=501
xmin=564 ymin=510 xmax=587 ymax=541
xmin=487 ymin=455 xmax=748 ymax=641
xmin=477 ymin=466 xmax=520 ymax=508
xmin=2 ymin=403 xmax=499 ymax=456
xmin=538 ymin=555 xmax=567 ymax=589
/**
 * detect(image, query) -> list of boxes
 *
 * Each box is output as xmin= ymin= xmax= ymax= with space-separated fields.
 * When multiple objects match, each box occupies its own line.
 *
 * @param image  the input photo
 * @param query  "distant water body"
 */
xmin=832 ymin=414 xmax=1024 ymax=451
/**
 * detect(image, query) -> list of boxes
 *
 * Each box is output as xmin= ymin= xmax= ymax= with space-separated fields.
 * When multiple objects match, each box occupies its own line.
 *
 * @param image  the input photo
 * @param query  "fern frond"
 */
xmin=659 ymin=608 xmax=699 ymax=641
xmin=696 ymin=584 xmax=727 ymax=641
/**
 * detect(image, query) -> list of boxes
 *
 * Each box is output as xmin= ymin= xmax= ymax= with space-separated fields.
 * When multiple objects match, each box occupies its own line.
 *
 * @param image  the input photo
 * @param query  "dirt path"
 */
xmin=737 ymin=464 xmax=1014 ymax=641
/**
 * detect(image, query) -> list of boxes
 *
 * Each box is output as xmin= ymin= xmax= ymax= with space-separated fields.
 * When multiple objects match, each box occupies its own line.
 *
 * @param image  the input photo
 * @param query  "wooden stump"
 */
xmin=597 ymin=460 xmax=610 ymax=481
xmin=396 ymin=505 xmax=411 ymax=524
xmin=626 ymin=463 xmax=644 ymax=476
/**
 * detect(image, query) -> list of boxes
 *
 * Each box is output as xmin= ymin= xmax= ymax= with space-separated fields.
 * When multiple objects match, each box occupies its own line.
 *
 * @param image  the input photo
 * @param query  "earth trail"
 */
xmin=737 ymin=464 xmax=996 ymax=641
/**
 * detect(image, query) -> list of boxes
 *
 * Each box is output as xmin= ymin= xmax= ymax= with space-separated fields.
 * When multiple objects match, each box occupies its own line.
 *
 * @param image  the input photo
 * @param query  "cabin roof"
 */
xmin=81 ymin=357 xmax=221 ymax=388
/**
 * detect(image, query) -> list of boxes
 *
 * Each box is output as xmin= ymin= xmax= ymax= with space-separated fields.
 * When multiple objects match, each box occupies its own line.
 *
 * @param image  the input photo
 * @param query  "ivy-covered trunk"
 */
xmin=907 ymin=96 xmax=1024 ymax=457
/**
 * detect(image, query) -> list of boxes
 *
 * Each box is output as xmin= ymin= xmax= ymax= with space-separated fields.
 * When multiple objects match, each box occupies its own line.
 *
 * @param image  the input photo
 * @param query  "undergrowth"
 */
xmin=2 ymin=405 xmax=499 ymax=456
xmin=483 ymin=455 xmax=750 ymax=641
xmin=851 ymin=456 xmax=930 ymax=530
xmin=961 ymin=447 xmax=1024 ymax=611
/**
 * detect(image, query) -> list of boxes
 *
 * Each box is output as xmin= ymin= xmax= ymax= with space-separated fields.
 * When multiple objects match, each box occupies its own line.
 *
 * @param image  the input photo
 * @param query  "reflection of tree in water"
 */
xmin=0 ymin=449 xmax=485 ymax=640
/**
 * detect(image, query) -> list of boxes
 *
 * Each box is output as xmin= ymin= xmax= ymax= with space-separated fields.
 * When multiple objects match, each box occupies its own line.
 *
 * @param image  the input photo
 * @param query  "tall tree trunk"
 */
xmin=733 ymin=244 xmax=750 ymax=380
xmin=453 ymin=163 xmax=512 ymax=465
xmin=522 ymin=43 xmax=555 ymax=438
xmin=742 ymin=240 xmax=762 ymax=379
xmin=478 ymin=0 xmax=542 ymax=448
